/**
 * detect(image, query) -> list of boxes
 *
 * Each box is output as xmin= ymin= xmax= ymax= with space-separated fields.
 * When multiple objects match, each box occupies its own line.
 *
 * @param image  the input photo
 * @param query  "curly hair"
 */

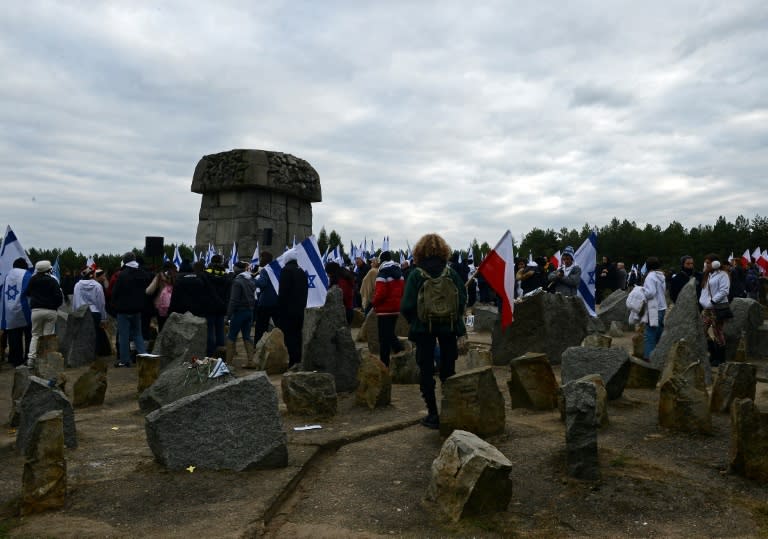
xmin=412 ymin=233 xmax=451 ymax=265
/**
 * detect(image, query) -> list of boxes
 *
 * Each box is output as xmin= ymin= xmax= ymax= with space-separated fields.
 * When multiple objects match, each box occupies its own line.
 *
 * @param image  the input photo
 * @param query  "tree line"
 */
xmin=26 ymin=214 xmax=768 ymax=275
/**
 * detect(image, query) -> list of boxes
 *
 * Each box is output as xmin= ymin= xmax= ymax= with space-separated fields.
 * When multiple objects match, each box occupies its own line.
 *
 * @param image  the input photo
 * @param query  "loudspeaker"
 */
xmin=263 ymin=228 xmax=273 ymax=246
xmin=144 ymin=236 xmax=164 ymax=257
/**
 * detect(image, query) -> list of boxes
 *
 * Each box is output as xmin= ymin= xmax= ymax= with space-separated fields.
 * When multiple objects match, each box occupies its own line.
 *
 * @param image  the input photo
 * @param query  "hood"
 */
xmin=78 ymin=279 xmax=99 ymax=290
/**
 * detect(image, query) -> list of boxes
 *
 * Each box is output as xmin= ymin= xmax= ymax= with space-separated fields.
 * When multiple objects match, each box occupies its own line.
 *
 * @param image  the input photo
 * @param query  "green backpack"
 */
xmin=417 ymin=267 xmax=459 ymax=330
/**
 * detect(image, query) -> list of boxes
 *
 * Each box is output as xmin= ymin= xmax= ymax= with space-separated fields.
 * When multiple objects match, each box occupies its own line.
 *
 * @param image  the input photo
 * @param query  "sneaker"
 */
xmin=420 ymin=414 xmax=440 ymax=429
xmin=114 ymin=362 xmax=131 ymax=368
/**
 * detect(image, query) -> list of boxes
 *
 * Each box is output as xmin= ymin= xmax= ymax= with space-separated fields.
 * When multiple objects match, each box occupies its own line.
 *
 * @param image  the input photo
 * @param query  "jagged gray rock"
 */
xmin=152 ymin=312 xmax=207 ymax=369
xmin=440 ymin=367 xmax=506 ymax=437
xmin=59 ymin=305 xmax=96 ymax=367
xmin=561 ymin=346 xmax=630 ymax=400
xmin=16 ymin=376 xmax=77 ymax=453
xmin=710 ymin=362 xmax=757 ymax=413
xmin=563 ymin=379 xmax=600 ymax=480
xmin=725 ymin=299 xmax=763 ymax=361
xmin=491 ymin=292 xmax=589 ymax=365
xmin=281 ymin=371 xmax=337 ymax=417
xmin=145 ymin=373 xmax=287 ymax=471
xmin=302 ymin=287 xmax=360 ymax=392
xmin=597 ymin=289 xmax=629 ymax=330
xmin=650 ymin=280 xmax=707 ymax=370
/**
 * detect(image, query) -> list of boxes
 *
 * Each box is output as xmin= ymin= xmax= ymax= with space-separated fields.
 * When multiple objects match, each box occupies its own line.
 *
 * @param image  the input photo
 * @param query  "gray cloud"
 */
xmin=1 ymin=0 xmax=766 ymax=256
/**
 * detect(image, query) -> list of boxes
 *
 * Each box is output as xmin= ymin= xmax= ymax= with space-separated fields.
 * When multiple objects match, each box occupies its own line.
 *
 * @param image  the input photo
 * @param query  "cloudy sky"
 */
xmin=1 ymin=1 xmax=766 ymax=256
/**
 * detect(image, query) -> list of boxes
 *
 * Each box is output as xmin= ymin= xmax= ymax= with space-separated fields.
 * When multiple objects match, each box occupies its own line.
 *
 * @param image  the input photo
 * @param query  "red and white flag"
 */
xmin=549 ymin=250 xmax=561 ymax=270
xmin=752 ymin=246 xmax=762 ymax=262
xmin=758 ymin=249 xmax=768 ymax=274
xmin=741 ymin=249 xmax=751 ymax=268
xmin=477 ymin=230 xmax=516 ymax=329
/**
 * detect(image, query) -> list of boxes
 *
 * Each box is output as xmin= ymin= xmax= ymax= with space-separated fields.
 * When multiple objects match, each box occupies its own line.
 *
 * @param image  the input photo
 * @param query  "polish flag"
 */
xmin=477 ymin=230 xmax=515 ymax=328
xmin=758 ymin=249 xmax=768 ymax=274
xmin=549 ymin=250 xmax=561 ymax=270
xmin=752 ymin=246 xmax=762 ymax=262
xmin=741 ymin=249 xmax=751 ymax=268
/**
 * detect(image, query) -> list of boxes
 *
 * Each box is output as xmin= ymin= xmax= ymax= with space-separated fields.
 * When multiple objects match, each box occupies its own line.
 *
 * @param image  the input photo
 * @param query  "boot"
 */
xmin=225 ymin=340 xmax=236 ymax=364
xmin=243 ymin=340 xmax=257 ymax=369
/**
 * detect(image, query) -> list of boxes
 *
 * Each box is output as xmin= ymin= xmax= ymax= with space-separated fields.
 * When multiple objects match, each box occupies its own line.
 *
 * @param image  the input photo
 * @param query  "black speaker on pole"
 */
xmin=145 ymin=236 xmax=164 ymax=257
xmin=263 ymin=228 xmax=273 ymax=246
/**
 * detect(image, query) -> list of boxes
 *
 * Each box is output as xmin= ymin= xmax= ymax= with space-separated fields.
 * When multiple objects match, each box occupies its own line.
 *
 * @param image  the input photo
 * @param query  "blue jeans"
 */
xmin=644 ymin=309 xmax=665 ymax=360
xmin=206 ymin=315 xmax=225 ymax=355
xmin=117 ymin=312 xmax=146 ymax=364
xmin=228 ymin=310 xmax=253 ymax=343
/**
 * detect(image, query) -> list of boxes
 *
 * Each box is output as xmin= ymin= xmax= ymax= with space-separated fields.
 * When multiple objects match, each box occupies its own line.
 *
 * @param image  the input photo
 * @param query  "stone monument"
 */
xmin=192 ymin=149 xmax=321 ymax=255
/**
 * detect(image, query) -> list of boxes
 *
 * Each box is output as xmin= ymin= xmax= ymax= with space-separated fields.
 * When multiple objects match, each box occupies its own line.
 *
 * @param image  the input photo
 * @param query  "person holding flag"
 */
xmin=400 ymin=233 xmax=466 ymax=430
xmin=547 ymin=246 xmax=581 ymax=296
xmin=276 ymin=250 xmax=309 ymax=367
xmin=2 ymin=257 xmax=33 ymax=367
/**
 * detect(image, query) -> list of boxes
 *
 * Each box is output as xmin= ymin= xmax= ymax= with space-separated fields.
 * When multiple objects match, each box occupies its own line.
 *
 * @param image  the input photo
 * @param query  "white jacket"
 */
xmin=641 ymin=270 xmax=666 ymax=327
xmin=626 ymin=285 xmax=646 ymax=325
xmin=699 ymin=270 xmax=730 ymax=309
xmin=72 ymin=278 xmax=106 ymax=320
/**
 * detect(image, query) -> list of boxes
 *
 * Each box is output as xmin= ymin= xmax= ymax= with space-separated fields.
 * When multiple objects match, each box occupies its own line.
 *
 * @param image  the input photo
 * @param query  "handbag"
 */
xmin=707 ymin=281 xmax=733 ymax=321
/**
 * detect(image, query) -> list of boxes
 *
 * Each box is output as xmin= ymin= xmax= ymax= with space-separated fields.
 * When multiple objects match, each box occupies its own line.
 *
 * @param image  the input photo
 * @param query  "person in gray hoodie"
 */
xmin=547 ymin=245 xmax=581 ymax=296
xmin=226 ymin=261 xmax=257 ymax=364
xmin=73 ymin=267 xmax=110 ymax=356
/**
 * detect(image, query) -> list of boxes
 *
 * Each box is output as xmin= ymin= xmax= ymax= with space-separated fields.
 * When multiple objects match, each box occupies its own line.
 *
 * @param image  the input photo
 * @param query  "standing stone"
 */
xmin=389 ymin=345 xmax=420 ymax=384
xmin=560 ymin=375 xmax=609 ymax=427
xmin=725 ymin=299 xmax=763 ymax=361
xmin=710 ymin=363 xmax=757 ymax=413
xmin=507 ymin=353 xmax=558 ymax=410
xmin=59 ymin=305 xmax=96 ymax=368
xmin=9 ymin=366 xmax=32 ymax=427
xmin=560 ymin=346 xmax=631 ymax=400
xmin=21 ymin=410 xmax=66 ymax=516
xmin=607 ymin=321 xmax=625 ymax=338
xmin=138 ymin=358 xmax=235 ymax=415
xmin=440 ymin=367 xmax=506 ymax=437
xmin=491 ymin=292 xmax=589 ymax=365
xmin=17 ymin=376 xmax=77 ymax=453
xmin=472 ymin=305 xmax=499 ymax=332
xmin=564 ymin=379 xmax=600 ymax=480
xmin=192 ymin=149 xmax=321 ymax=255
xmin=350 ymin=308 xmax=366 ymax=328
xmin=597 ymin=289 xmax=629 ymax=329
xmin=355 ymin=353 xmax=392 ymax=409
xmin=649 ymin=280 xmax=707 ymax=370
xmin=359 ymin=310 xmax=409 ymax=353
xmin=625 ymin=357 xmax=662 ymax=389
xmin=658 ymin=339 xmax=711 ymax=433
xmin=582 ymin=333 xmax=612 ymax=348
xmin=302 ymin=287 xmax=360 ymax=392
xmin=73 ymin=360 xmax=108 ymax=408
xmin=151 ymin=312 xmax=207 ymax=369
xmin=756 ymin=324 xmax=768 ymax=359
xmin=254 ymin=329 xmax=289 ymax=374
xmin=733 ymin=332 xmax=747 ymax=362
xmin=426 ymin=430 xmax=513 ymax=522
xmin=465 ymin=346 xmax=493 ymax=370
xmin=35 ymin=350 xmax=66 ymax=382
xmin=730 ymin=398 xmax=768 ymax=481
xmin=631 ymin=325 xmax=645 ymax=358
xmin=145 ymin=373 xmax=287 ymax=471
xmin=281 ymin=372 xmax=337 ymax=417
xmin=136 ymin=354 xmax=161 ymax=394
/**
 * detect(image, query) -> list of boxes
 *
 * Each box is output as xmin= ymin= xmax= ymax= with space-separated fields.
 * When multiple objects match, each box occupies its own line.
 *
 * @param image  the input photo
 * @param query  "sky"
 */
xmin=1 ymin=1 xmax=767 ymax=256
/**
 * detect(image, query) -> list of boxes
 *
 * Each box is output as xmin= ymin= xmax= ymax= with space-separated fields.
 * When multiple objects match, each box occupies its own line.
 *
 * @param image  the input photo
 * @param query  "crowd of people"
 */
xmin=1 ymin=236 xmax=767 ymax=432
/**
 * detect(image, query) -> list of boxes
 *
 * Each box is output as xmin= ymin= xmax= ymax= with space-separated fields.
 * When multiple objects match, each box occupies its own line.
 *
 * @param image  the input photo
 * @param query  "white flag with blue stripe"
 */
xmin=574 ymin=230 xmax=597 ymax=316
xmin=251 ymin=242 xmax=260 ymax=268
xmin=264 ymin=236 xmax=329 ymax=308
xmin=172 ymin=246 xmax=182 ymax=270
xmin=0 ymin=226 xmax=31 ymax=291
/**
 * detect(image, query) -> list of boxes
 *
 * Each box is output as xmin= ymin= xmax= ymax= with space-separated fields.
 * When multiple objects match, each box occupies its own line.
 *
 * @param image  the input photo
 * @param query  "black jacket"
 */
xmin=112 ymin=265 xmax=150 ymax=314
xmin=204 ymin=268 xmax=232 ymax=316
xmin=277 ymin=261 xmax=308 ymax=319
xmin=25 ymin=273 xmax=63 ymax=310
xmin=169 ymin=272 xmax=211 ymax=317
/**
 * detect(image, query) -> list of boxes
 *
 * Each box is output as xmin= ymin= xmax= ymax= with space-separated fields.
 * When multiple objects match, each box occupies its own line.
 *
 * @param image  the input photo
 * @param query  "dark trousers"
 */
xmin=279 ymin=315 xmax=304 ymax=367
xmin=7 ymin=326 xmax=32 ymax=367
xmin=413 ymin=333 xmax=458 ymax=415
xmin=377 ymin=315 xmax=398 ymax=367
xmin=206 ymin=315 xmax=225 ymax=355
xmin=253 ymin=305 xmax=278 ymax=345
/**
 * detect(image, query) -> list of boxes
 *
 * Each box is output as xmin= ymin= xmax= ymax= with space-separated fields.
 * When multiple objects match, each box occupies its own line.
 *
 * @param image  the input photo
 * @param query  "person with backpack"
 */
xmin=400 ymin=233 xmax=466 ymax=430
xmin=145 ymin=261 xmax=176 ymax=332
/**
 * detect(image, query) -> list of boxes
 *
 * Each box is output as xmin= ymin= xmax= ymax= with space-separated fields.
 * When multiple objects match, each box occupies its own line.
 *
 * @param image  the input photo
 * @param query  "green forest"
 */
xmin=25 ymin=214 xmax=768 ymax=274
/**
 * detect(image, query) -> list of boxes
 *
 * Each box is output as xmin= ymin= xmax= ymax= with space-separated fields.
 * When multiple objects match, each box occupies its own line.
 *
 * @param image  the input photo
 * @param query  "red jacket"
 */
xmin=373 ymin=261 xmax=404 ymax=316
xmin=337 ymin=276 xmax=354 ymax=310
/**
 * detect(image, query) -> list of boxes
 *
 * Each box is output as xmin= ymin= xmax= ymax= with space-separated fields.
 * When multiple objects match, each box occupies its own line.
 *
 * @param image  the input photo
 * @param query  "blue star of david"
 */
xmin=5 ymin=283 xmax=19 ymax=301
xmin=307 ymin=274 xmax=317 ymax=289
xmin=587 ymin=271 xmax=596 ymax=285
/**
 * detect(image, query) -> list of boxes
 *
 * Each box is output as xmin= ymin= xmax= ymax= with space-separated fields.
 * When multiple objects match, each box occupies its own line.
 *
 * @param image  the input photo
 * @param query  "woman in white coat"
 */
xmin=641 ymin=257 xmax=667 ymax=361
xmin=699 ymin=254 xmax=730 ymax=368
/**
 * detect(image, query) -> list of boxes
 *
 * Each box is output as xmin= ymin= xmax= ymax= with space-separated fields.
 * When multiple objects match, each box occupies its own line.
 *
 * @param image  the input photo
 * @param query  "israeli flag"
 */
xmin=382 ymin=236 xmax=390 ymax=252
xmin=228 ymin=241 xmax=238 ymax=272
xmin=251 ymin=242 xmax=260 ymax=268
xmin=172 ymin=246 xmax=182 ymax=270
xmin=163 ymin=253 xmax=170 ymax=264
xmin=574 ymin=230 xmax=598 ymax=316
xmin=52 ymin=255 xmax=62 ymax=283
xmin=264 ymin=235 xmax=329 ymax=309
xmin=0 ymin=226 xmax=32 ymax=291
